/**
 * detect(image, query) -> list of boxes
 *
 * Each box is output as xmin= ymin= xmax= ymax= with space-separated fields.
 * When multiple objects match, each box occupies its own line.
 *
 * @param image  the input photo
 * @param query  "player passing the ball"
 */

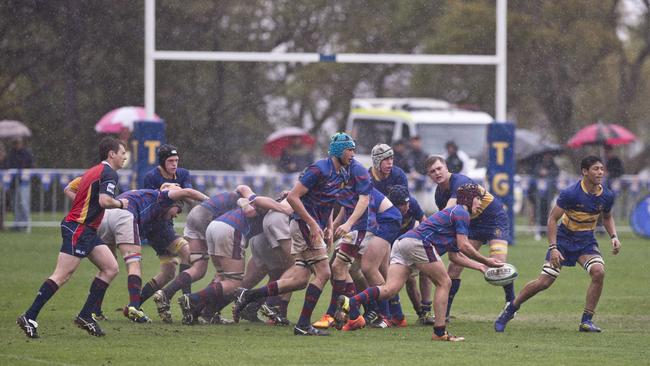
xmin=335 ymin=183 xmax=503 ymax=341
xmin=495 ymin=156 xmax=621 ymax=333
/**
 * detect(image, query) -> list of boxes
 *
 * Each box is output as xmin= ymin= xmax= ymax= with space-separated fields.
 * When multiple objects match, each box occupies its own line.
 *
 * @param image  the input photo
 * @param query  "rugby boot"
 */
xmin=177 ymin=295 xmax=200 ymax=325
xmin=74 ymin=315 xmax=105 ymax=337
xmin=579 ymin=320 xmax=602 ymax=333
xmin=390 ymin=316 xmax=407 ymax=328
xmin=365 ymin=311 xmax=390 ymax=329
xmin=91 ymin=311 xmax=109 ymax=321
xmin=494 ymin=302 xmax=517 ymax=332
xmin=431 ymin=331 xmax=465 ymax=342
xmin=261 ymin=304 xmax=290 ymax=326
xmin=123 ymin=306 xmax=152 ymax=323
xmin=152 ymin=290 xmax=173 ymax=323
xmin=293 ymin=324 xmax=330 ymax=336
xmin=418 ymin=311 xmax=436 ymax=325
xmin=240 ymin=301 xmax=263 ymax=323
xmin=231 ymin=287 xmax=250 ymax=323
xmin=341 ymin=316 xmax=366 ymax=331
xmin=312 ymin=313 xmax=335 ymax=329
xmin=16 ymin=314 xmax=39 ymax=339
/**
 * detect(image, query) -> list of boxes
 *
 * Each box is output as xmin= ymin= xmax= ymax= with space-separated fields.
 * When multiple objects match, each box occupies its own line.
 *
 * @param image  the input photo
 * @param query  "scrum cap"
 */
xmin=371 ymin=144 xmax=394 ymax=170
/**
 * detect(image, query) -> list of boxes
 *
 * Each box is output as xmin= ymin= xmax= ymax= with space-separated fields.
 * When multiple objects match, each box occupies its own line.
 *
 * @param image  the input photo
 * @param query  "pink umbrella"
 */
xmin=95 ymin=106 xmax=162 ymax=134
xmin=263 ymin=127 xmax=315 ymax=158
xmin=567 ymin=122 xmax=636 ymax=148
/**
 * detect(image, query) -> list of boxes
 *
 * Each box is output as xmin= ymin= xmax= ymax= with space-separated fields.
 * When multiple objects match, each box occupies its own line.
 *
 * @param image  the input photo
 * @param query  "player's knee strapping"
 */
xmin=583 ymin=257 xmax=605 ymax=274
xmin=541 ymin=263 xmax=560 ymax=278
xmin=159 ymin=255 xmax=179 ymax=266
xmin=123 ymin=251 xmax=142 ymax=264
xmin=336 ymin=250 xmax=355 ymax=264
xmin=295 ymin=256 xmax=328 ymax=270
xmin=221 ymin=271 xmax=244 ymax=281
xmin=168 ymin=237 xmax=189 ymax=256
xmin=489 ymin=242 xmax=508 ymax=256
xmin=190 ymin=252 xmax=209 ymax=265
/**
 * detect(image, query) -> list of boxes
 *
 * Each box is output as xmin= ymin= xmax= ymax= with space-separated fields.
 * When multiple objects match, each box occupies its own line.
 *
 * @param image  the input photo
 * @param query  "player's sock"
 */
xmin=278 ymin=299 xmax=289 ymax=317
xmin=127 ymin=275 xmax=142 ymax=308
xmin=25 ymin=279 xmax=59 ymax=320
xmin=79 ymin=278 xmax=109 ymax=318
xmin=433 ymin=325 xmax=446 ymax=337
xmin=389 ymin=294 xmax=404 ymax=320
xmin=446 ymin=279 xmax=461 ymax=318
xmin=378 ymin=299 xmax=390 ymax=318
xmin=326 ymin=279 xmax=346 ymax=316
xmin=179 ymin=264 xmax=192 ymax=294
xmin=245 ymin=281 xmax=279 ymax=302
xmin=503 ymin=282 xmax=515 ymax=303
xmin=421 ymin=300 xmax=433 ymax=314
xmin=345 ymin=282 xmax=357 ymax=297
xmin=350 ymin=286 xmax=380 ymax=319
xmin=296 ymin=283 xmax=322 ymax=327
xmin=140 ymin=278 xmax=160 ymax=303
xmin=190 ymin=282 xmax=223 ymax=307
xmin=163 ymin=272 xmax=192 ymax=298
xmin=581 ymin=309 xmax=594 ymax=323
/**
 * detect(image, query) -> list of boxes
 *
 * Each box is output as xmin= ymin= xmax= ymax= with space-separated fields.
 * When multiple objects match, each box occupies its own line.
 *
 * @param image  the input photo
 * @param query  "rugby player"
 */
xmin=495 ymin=156 xmax=621 ymax=333
xmin=17 ymin=137 xmax=128 ymax=338
xmin=334 ymin=183 xmax=503 ymax=341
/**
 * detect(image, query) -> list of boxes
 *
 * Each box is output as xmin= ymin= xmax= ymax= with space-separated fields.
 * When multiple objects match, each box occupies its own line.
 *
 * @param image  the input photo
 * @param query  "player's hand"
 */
xmin=309 ymin=222 xmax=324 ymax=247
xmin=119 ymin=198 xmax=129 ymax=209
xmin=334 ymin=222 xmax=352 ymax=240
xmin=549 ymin=248 xmax=564 ymax=268
xmin=485 ymin=258 xmax=504 ymax=268
xmin=323 ymin=228 xmax=333 ymax=248
xmin=611 ymin=237 xmax=621 ymax=255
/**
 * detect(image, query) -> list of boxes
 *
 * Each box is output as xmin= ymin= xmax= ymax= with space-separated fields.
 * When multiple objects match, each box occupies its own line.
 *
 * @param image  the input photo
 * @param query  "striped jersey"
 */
xmin=201 ymin=191 xmax=241 ymax=218
xmin=336 ymin=159 xmax=372 ymax=231
xmin=434 ymin=173 xmax=502 ymax=220
xmin=400 ymin=205 xmax=470 ymax=252
xmin=118 ymin=189 xmax=174 ymax=227
xmin=65 ymin=162 xmax=118 ymax=229
xmin=216 ymin=208 xmax=264 ymax=239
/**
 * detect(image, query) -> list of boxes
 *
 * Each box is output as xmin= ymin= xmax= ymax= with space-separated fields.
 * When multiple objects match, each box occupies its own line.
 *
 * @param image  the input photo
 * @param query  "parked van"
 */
xmin=346 ymin=98 xmax=496 ymax=180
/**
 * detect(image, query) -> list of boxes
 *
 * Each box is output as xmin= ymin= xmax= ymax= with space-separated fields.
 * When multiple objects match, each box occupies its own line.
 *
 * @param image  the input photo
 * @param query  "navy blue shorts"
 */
xmin=469 ymin=209 xmax=510 ymax=244
xmin=60 ymin=220 xmax=104 ymax=258
xmin=547 ymin=233 xmax=601 ymax=267
xmin=373 ymin=218 xmax=401 ymax=245
xmin=143 ymin=220 xmax=179 ymax=257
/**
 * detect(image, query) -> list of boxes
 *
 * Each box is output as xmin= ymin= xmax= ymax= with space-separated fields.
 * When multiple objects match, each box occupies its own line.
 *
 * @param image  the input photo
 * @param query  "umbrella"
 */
xmin=263 ymin=127 xmax=315 ymax=158
xmin=567 ymin=122 xmax=636 ymax=148
xmin=0 ymin=120 xmax=32 ymax=138
xmin=95 ymin=106 xmax=162 ymax=134
xmin=515 ymin=129 xmax=562 ymax=162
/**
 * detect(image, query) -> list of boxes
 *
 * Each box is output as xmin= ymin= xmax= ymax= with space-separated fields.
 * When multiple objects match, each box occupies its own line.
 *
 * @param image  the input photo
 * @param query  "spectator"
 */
xmin=278 ymin=136 xmax=314 ymax=173
xmin=392 ymin=139 xmax=412 ymax=173
xmin=528 ymin=152 xmax=559 ymax=240
xmin=444 ymin=141 xmax=464 ymax=174
xmin=604 ymin=144 xmax=624 ymax=190
xmin=408 ymin=136 xmax=428 ymax=175
xmin=7 ymin=138 xmax=33 ymax=232
xmin=0 ymin=142 xmax=6 ymax=230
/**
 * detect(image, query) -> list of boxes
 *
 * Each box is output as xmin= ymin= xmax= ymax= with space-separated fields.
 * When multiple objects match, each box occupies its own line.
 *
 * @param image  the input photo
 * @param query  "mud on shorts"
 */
xmin=183 ymin=205 xmax=213 ymax=241
xmin=390 ymin=237 xmax=441 ymax=271
xmin=98 ymin=209 xmax=140 ymax=246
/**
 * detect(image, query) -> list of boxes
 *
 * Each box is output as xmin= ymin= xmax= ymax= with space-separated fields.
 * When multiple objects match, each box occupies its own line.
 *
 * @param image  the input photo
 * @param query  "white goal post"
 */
xmin=144 ymin=0 xmax=507 ymax=121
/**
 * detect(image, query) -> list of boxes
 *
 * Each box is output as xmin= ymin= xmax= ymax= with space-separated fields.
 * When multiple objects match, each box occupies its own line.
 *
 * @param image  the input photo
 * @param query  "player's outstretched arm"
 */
xmin=168 ymin=188 xmax=209 ymax=202
xmin=457 ymin=234 xmax=502 ymax=268
xmin=251 ymin=196 xmax=293 ymax=215
xmin=448 ymin=251 xmax=487 ymax=273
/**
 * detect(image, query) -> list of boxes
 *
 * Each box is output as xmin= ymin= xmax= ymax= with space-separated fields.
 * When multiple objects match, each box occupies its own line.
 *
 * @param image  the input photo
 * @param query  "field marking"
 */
xmin=1 ymin=354 xmax=81 ymax=366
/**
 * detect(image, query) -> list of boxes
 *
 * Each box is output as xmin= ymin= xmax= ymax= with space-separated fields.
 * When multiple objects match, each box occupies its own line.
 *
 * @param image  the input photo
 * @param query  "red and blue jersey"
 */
xmin=369 ymin=166 xmax=408 ymax=196
xmin=295 ymin=158 xmax=354 ymax=229
xmin=201 ymin=191 xmax=241 ymax=218
xmin=65 ymin=162 xmax=118 ymax=230
xmin=216 ymin=208 xmax=264 ymax=239
xmin=556 ymin=179 xmax=615 ymax=250
xmin=118 ymin=189 xmax=175 ymax=227
xmin=400 ymin=205 xmax=470 ymax=253
xmin=400 ymin=195 xmax=425 ymax=235
xmin=143 ymin=167 xmax=192 ymax=189
xmin=337 ymin=159 xmax=372 ymax=231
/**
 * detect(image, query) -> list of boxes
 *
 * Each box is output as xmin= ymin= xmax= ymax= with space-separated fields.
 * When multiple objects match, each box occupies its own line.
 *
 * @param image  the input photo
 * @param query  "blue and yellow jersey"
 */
xmin=65 ymin=162 xmax=118 ymax=229
xmin=143 ymin=167 xmax=192 ymax=189
xmin=369 ymin=166 xmax=408 ymax=196
xmin=557 ymin=179 xmax=615 ymax=244
xmin=434 ymin=173 xmax=499 ymax=220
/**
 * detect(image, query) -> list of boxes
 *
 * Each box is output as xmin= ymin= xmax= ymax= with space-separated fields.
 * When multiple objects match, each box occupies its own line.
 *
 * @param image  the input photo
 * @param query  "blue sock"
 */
xmin=297 ymin=284 xmax=322 ymax=327
xmin=79 ymin=278 xmax=109 ymax=318
xmin=389 ymin=294 xmax=404 ymax=320
xmin=446 ymin=279 xmax=461 ymax=318
xmin=26 ymin=279 xmax=59 ymax=320
xmin=503 ymin=282 xmax=515 ymax=303
xmin=581 ymin=309 xmax=594 ymax=323
xmin=326 ymin=279 xmax=346 ymax=316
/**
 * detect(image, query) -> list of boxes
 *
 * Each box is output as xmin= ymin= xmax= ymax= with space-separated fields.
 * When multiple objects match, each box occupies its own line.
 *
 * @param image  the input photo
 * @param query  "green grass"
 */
xmin=0 ymin=228 xmax=648 ymax=365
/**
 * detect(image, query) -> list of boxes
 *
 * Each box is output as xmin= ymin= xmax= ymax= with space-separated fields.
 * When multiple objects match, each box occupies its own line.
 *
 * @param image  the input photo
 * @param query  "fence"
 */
xmin=1 ymin=168 xmax=647 ymax=233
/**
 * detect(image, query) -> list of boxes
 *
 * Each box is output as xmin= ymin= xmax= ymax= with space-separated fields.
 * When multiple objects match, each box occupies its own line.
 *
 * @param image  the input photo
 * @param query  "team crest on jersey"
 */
xmin=494 ymin=228 xmax=502 ymax=237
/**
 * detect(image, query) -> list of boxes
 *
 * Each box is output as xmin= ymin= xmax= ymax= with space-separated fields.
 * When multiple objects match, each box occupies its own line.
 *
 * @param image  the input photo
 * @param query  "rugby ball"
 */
xmin=484 ymin=263 xmax=518 ymax=286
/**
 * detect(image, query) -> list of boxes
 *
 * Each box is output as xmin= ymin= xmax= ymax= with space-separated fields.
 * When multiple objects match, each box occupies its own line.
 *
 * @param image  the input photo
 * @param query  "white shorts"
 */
xmin=249 ymin=233 xmax=290 ymax=271
xmin=183 ymin=205 xmax=213 ymax=241
xmin=205 ymin=221 xmax=246 ymax=260
xmin=390 ymin=237 xmax=441 ymax=270
xmin=263 ymin=211 xmax=290 ymax=248
xmin=98 ymin=209 xmax=139 ymax=245
xmin=289 ymin=220 xmax=328 ymax=262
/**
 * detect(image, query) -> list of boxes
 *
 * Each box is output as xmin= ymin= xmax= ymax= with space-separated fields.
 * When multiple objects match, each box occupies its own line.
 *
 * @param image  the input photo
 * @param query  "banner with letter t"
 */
xmin=487 ymin=122 xmax=515 ymax=244
xmin=132 ymin=121 xmax=166 ymax=189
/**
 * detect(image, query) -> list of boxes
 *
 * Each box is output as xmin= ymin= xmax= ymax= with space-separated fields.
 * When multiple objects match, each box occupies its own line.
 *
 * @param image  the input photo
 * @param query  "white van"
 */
xmin=346 ymin=98 xmax=496 ymax=180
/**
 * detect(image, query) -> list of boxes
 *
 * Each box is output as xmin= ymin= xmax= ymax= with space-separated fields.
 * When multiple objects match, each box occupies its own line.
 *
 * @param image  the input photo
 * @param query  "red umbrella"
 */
xmin=95 ymin=106 xmax=162 ymax=134
xmin=567 ymin=122 xmax=636 ymax=148
xmin=263 ymin=127 xmax=315 ymax=158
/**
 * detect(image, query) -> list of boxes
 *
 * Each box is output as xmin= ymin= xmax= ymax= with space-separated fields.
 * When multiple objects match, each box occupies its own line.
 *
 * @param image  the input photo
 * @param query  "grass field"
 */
xmin=1 ymin=227 xmax=649 ymax=366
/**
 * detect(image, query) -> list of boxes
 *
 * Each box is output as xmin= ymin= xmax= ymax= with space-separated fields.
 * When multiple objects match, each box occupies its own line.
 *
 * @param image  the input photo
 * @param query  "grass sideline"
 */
xmin=0 ymin=228 xmax=648 ymax=366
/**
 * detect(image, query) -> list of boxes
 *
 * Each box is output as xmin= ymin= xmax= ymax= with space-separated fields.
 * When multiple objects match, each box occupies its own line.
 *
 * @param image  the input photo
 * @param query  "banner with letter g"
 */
xmin=487 ymin=122 xmax=515 ymax=244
